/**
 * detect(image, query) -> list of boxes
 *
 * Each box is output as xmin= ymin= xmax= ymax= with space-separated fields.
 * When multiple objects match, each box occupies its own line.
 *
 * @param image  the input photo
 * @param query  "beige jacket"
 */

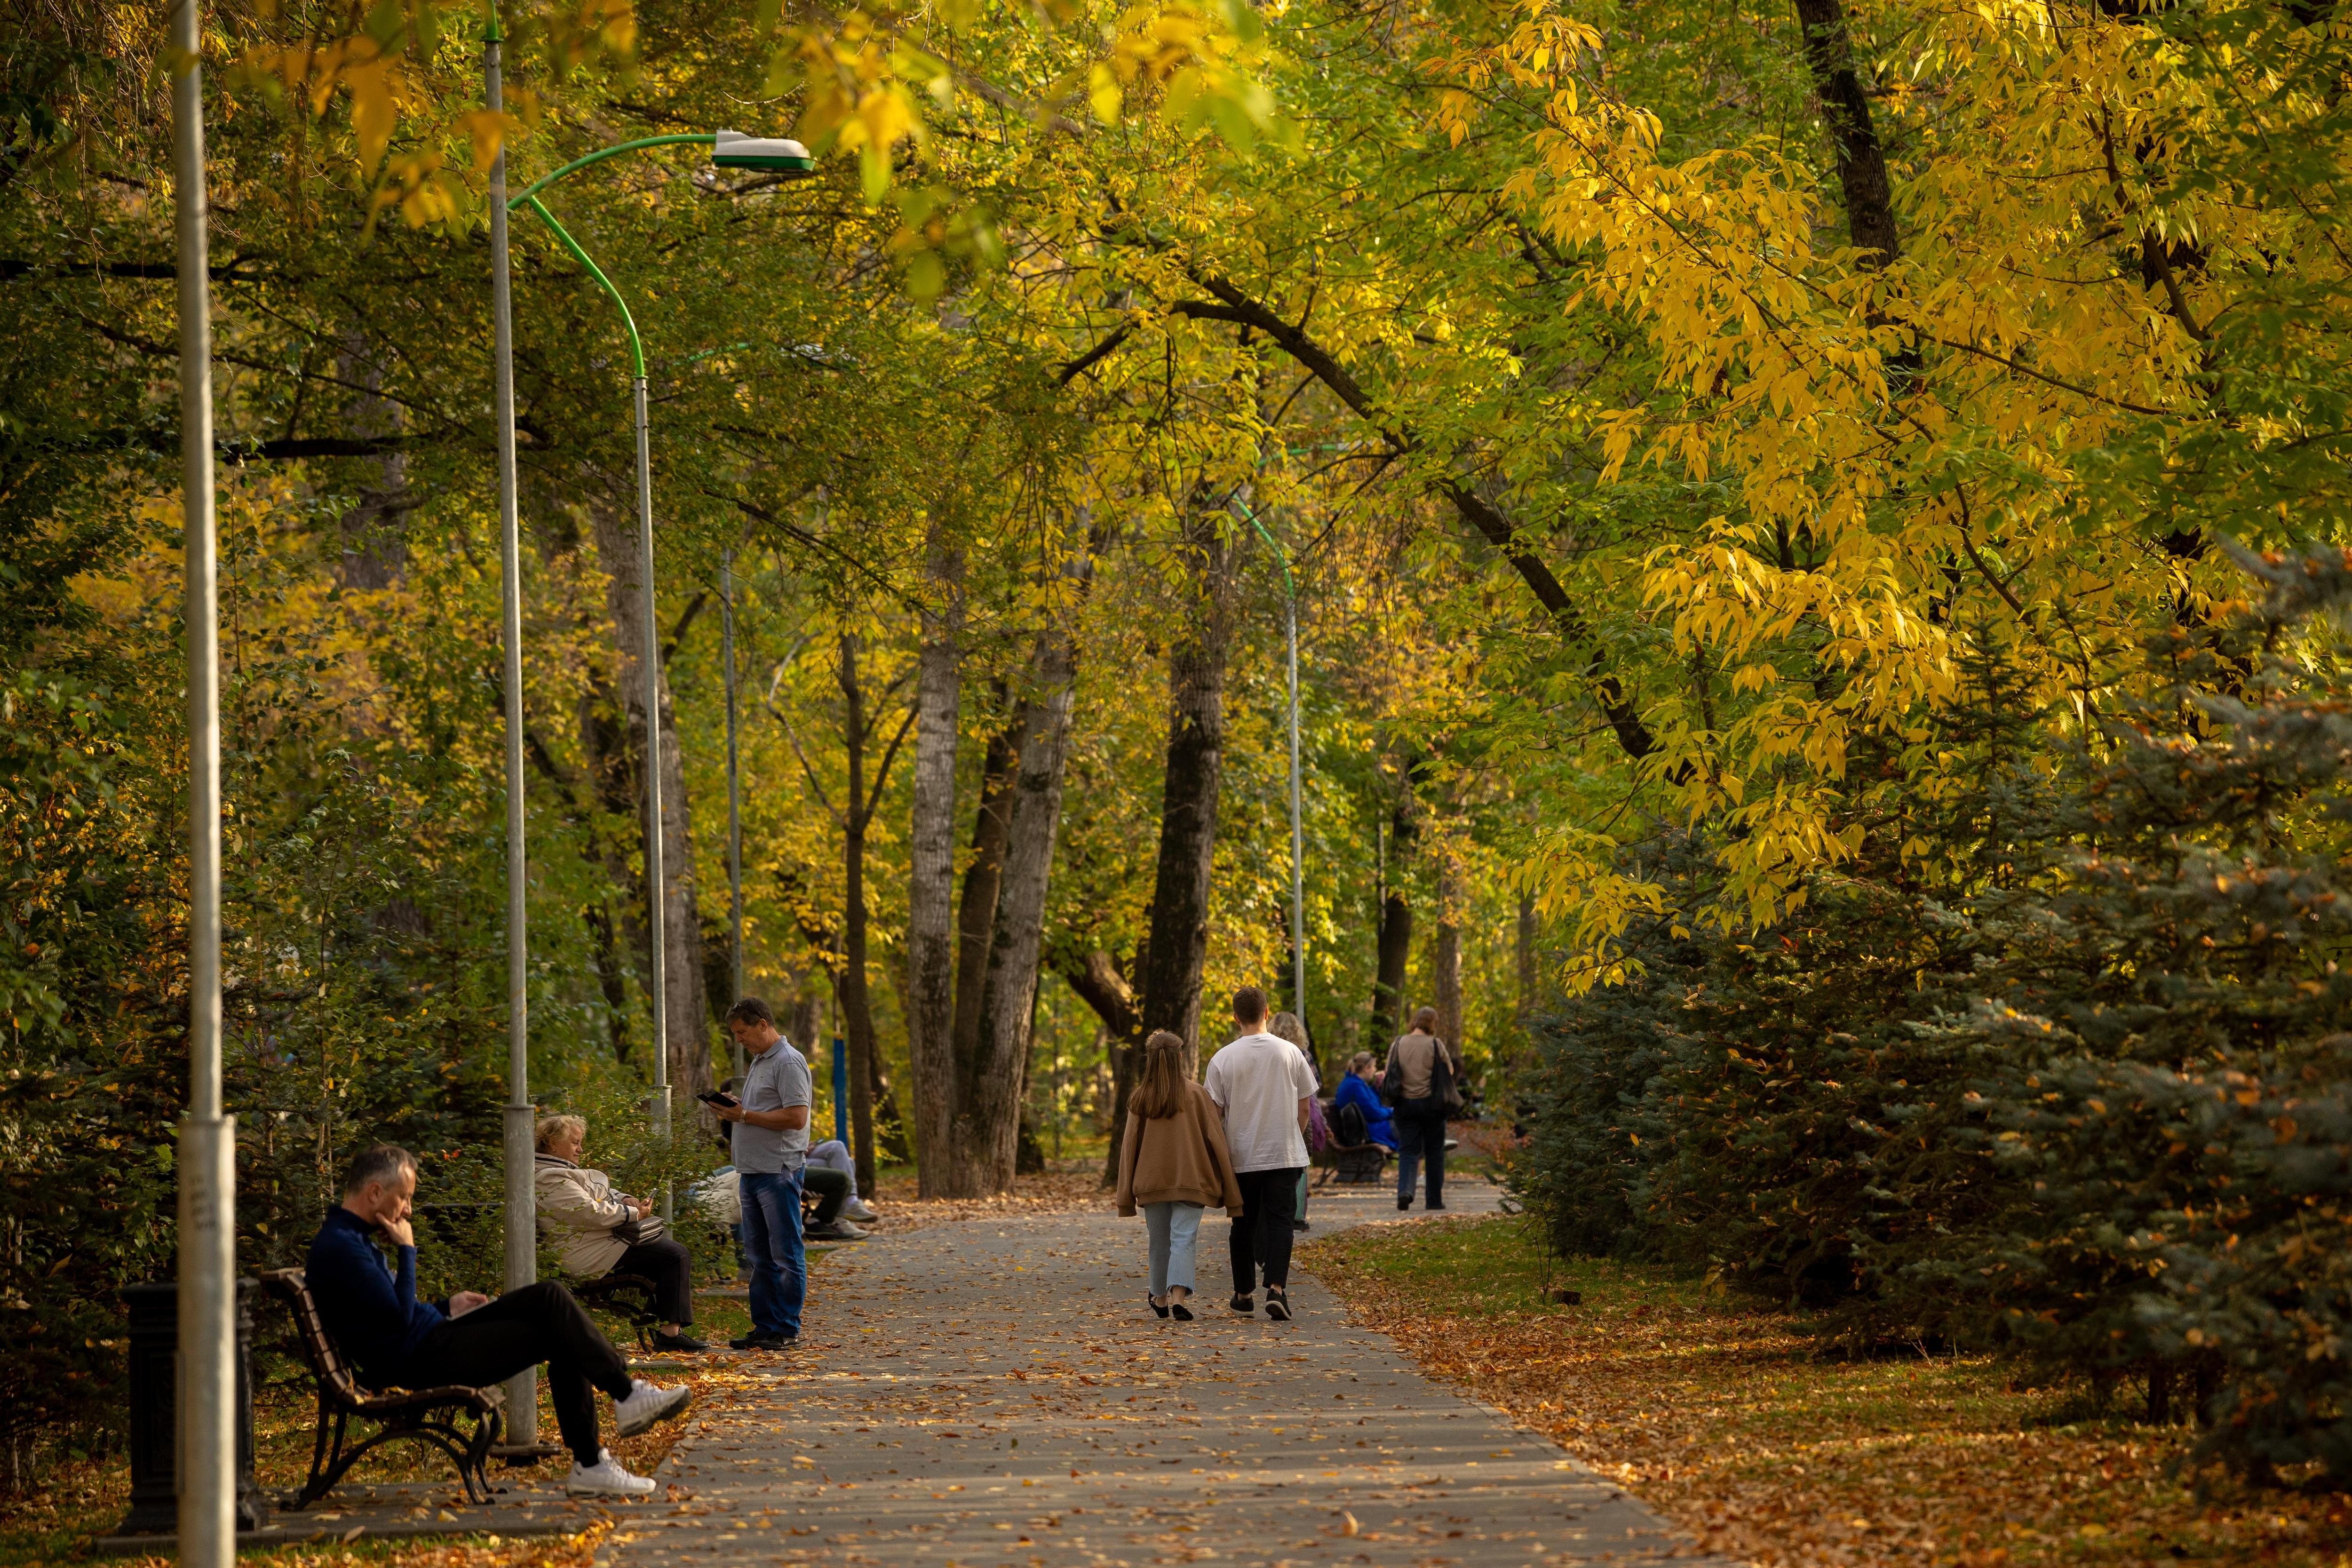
xmin=534 ymin=1154 xmax=638 ymax=1276
xmin=1115 ymin=1082 xmax=1247 ymax=1217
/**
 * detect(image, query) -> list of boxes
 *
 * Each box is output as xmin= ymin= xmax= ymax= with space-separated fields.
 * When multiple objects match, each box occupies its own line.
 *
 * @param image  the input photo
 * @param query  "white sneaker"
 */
xmin=567 ymin=1448 xmax=657 ymax=1496
xmin=842 ymin=1197 xmax=880 ymax=1223
xmin=612 ymin=1378 xmax=692 ymax=1438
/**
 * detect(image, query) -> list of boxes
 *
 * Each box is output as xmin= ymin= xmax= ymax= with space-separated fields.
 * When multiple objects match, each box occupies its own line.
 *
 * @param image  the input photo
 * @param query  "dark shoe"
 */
xmin=1148 ymin=1292 xmax=1170 ymax=1320
xmin=1397 ymin=1198 xmax=1413 ymax=1210
xmin=1264 ymin=1290 xmax=1292 ymax=1323
xmin=1426 ymin=1203 xmax=1448 ymax=1211
xmin=1171 ymin=1299 xmax=1194 ymax=1321
xmin=652 ymin=1329 xmax=710 ymax=1353
xmin=1229 ymin=1292 xmax=1255 ymax=1314
xmin=729 ymin=1329 xmax=798 ymax=1351
xmin=1292 ymin=1219 xmax=1311 ymax=1233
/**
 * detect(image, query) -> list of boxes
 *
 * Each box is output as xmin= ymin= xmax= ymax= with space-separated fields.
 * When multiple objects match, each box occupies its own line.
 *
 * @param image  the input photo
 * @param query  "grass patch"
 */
xmin=1303 ymin=1213 xmax=2352 ymax=1567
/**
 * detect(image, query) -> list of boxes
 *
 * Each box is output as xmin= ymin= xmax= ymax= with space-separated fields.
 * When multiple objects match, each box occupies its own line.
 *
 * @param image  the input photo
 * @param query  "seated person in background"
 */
xmin=1334 ymin=1052 xmax=1398 ymax=1150
xmin=307 ymin=1143 xmax=691 ymax=1497
xmin=534 ymin=1114 xmax=708 ymax=1352
xmin=802 ymin=1138 xmax=875 ymax=1240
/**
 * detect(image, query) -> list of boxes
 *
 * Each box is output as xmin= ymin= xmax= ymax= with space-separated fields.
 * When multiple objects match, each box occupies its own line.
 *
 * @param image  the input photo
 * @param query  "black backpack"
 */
xmin=1332 ymin=1098 xmax=1368 ymax=1148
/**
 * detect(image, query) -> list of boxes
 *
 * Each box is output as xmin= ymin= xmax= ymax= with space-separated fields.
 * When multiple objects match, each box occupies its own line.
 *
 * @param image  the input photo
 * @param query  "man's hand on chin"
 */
xmin=448 ymin=1291 xmax=491 ymax=1317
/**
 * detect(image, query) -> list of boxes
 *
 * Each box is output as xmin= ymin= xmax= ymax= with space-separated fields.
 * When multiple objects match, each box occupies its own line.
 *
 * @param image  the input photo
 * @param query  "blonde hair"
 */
xmin=1268 ymin=1011 xmax=1306 ymax=1048
xmin=1131 ymin=1030 xmax=1192 ymax=1120
xmin=534 ymin=1113 xmax=587 ymax=1153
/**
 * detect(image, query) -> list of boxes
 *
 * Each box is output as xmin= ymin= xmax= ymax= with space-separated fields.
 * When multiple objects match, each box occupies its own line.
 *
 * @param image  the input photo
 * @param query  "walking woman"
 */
xmin=1115 ymin=1029 xmax=1246 ymax=1319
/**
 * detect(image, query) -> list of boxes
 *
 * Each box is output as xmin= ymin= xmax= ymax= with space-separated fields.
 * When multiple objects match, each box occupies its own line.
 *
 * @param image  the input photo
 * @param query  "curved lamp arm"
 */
xmin=520 ymin=194 xmax=644 ymax=380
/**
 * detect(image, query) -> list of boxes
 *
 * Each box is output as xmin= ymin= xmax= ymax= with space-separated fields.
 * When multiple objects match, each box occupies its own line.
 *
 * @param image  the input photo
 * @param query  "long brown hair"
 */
xmin=1130 ymin=1029 xmax=1191 ymax=1120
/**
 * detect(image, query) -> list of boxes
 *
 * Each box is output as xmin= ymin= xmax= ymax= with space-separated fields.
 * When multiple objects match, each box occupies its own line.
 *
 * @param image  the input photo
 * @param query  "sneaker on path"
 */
xmin=730 ymin=1328 xmax=799 ymax=1351
xmin=806 ymin=1219 xmax=869 ymax=1241
xmin=842 ymin=1197 xmax=881 ymax=1223
xmin=651 ymin=1329 xmax=710 ymax=1353
xmin=567 ymin=1449 xmax=657 ymax=1496
xmin=612 ymin=1377 xmax=692 ymax=1438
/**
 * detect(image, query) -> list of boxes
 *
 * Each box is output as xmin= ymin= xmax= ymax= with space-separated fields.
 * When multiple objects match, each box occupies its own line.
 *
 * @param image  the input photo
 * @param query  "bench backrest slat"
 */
xmin=261 ymin=1268 xmax=368 ymax=1408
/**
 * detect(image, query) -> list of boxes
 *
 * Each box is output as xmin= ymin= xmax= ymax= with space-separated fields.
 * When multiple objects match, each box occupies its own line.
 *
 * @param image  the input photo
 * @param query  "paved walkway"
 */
xmin=604 ymin=1174 xmax=1722 ymax=1567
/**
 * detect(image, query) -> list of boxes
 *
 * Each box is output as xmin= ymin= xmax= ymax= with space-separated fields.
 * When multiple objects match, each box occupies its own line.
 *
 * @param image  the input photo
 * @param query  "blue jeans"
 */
xmin=740 ymin=1169 xmax=806 ymax=1337
xmin=1396 ymin=1102 xmax=1446 ymax=1208
xmin=1144 ymin=1202 xmax=1203 ymax=1295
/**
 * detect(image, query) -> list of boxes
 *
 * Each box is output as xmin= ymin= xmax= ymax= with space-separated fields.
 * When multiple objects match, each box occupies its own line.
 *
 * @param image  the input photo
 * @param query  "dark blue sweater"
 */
xmin=305 ymin=1206 xmax=445 ymax=1377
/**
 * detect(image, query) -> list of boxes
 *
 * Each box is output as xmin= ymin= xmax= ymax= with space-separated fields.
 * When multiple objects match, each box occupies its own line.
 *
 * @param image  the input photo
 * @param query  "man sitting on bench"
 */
xmin=306 ymin=1143 xmax=692 ymax=1497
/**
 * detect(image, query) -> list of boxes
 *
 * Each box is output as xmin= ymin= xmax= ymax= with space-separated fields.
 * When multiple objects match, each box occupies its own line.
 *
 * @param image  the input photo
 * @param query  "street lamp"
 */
xmin=1230 ymin=496 xmax=1307 ymax=1043
xmin=482 ymin=17 xmax=810 ymax=1439
xmin=169 ymin=0 xmax=235 ymax=1559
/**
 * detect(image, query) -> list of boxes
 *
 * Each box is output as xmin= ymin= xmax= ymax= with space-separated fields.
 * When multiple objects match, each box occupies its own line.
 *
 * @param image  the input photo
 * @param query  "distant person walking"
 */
xmin=1384 ymin=1005 xmax=1460 ymax=1211
xmin=1115 ymin=1029 xmax=1246 ymax=1320
xmin=1203 ymin=986 xmax=1319 ymax=1321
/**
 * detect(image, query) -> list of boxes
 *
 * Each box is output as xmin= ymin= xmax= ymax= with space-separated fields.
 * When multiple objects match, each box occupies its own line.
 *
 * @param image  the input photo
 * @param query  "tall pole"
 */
xmin=1284 ymin=593 xmax=1305 ymax=1032
xmin=637 ymin=377 xmax=671 ymax=1156
xmin=171 ymin=0 xmax=235 ymax=1559
xmin=484 ymin=16 xmax=539 ymax=1448
xmin=723 ymin=550 xmax=744 ymax=1084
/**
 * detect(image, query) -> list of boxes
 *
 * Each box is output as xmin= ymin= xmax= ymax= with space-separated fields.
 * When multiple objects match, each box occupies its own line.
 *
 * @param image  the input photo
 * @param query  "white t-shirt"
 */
xmin=1202 ymin=1032 xmax=1320 ymax=1174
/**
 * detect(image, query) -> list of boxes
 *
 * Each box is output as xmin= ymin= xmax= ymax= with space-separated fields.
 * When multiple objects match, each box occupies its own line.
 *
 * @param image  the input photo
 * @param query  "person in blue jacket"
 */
xmin=1334 ymin=1051 xmax=1398 ymax=1149
xmin=306 ymin=1143 xmax=692 ymax=1496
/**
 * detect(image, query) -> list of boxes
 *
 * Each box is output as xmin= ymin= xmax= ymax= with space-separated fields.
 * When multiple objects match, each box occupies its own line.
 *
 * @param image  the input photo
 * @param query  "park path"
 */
xmin=602 ymin=1178 xmax=1725 ymax=1567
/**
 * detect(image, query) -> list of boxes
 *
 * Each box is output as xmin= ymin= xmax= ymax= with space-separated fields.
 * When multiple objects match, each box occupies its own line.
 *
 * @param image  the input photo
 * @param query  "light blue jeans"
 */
xmin=1144 ymin=1202 xmax=1204 ymax=1296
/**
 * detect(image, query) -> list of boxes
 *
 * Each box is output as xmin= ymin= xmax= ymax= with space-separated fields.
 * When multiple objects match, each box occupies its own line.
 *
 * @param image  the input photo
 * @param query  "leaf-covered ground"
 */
xmin=0 ymin=1168 xmax=1120 ymax=1568
xmin=1304 ymin=1214 xmax=2352 ymax=1567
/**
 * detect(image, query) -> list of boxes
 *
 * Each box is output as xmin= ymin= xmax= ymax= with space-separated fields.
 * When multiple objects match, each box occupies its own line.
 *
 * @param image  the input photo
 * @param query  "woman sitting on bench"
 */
xmin=535 ymin=1114 xmax=708 ymax=1352
xmin=1334 ymin=1052 xmax=1398 ymax=1149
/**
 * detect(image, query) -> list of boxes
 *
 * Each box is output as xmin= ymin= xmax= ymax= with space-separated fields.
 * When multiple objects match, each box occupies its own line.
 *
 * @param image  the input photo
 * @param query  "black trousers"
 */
xmin=1228 ymin=1166 xmax=1304 ymax=1293
xmin=613 ymin=1237 xmax=694 ymax=1327
xmin=391 ymin=1281 xmax=631 ymax=1465
xmin=1396 ymin=1102 xmax=1448 ymax=1209
xmin=801 ymin=1165 xmax=849 ymax=1226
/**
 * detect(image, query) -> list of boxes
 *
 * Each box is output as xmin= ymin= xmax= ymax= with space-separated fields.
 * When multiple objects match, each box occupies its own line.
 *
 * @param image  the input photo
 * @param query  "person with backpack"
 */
xmin=1115 ymin=1029 xmax=1246 ymax=1320
xmin=1333 ymin=1051 xmax=1397 ymax=1149
xmin=1383 ymin=1006 xmax=1461 ymax=1211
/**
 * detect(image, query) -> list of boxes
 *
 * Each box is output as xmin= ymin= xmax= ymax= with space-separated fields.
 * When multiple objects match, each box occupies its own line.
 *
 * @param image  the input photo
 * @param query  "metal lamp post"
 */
xmin=1232 ymin=498 xmax=1307 ymax=1034
xmin=482 ymin=76 xmax=811 ymax=1345
xmin=170 ymin=0 xmax=236 ymax=1556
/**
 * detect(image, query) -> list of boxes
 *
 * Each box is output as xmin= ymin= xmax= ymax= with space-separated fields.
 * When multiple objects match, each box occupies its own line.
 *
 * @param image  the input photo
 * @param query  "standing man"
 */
xmin=717 ymin=998 xmax=812 ymax=1349
xmin=1386 ymin=1005 xmax=1458 ymax=1212
xmin=1202 ymin=985 xmax=1319 ymax=1322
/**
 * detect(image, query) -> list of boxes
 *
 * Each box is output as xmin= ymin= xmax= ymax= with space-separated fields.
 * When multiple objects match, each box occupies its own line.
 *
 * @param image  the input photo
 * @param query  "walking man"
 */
xmin=1386 ymin=1005 xmax=1458 ymax=1211
xmin=1202 ymin=985 xmax=1319 ymax=1322
xmin=716 ymin=998 xmax=812 ymax=1349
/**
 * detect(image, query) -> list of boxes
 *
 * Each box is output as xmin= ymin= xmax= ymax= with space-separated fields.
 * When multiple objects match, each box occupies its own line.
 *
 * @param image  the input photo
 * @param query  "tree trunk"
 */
xmin=905 ymin=576 xmax=962 ymax=1194
xmin=838 ymin=632 xmax=881 ymax=1198
xmin=952 ymin=632 xmax=1081 ymax=1194
xmin=1060 ymin=948 xmax=1140 ymax=1186
xmin=1433 ymin=851 xmax=1464 ymax=1063
xmin=1790 ymin=0 xmax=1901 ymax=265
xmin=587 ymin=491 xmax=714 ymax=1113
xmin=1370 ymin=777 xmax=1416 ymax=1047
xmin=945 ymin=704 xmax=1018 ymax=1183
xmin=1136 ymin=508 xmax=1238 ymax=1074
xmin=335 ymin=331 xmax=408 ymax=591
xmin=953 ymin=698 xmax=1019 ymax=1067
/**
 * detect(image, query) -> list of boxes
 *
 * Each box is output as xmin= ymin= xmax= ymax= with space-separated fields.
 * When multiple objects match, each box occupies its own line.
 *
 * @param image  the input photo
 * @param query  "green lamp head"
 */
xmin=713 ymin=130 xmax=815 ymax=177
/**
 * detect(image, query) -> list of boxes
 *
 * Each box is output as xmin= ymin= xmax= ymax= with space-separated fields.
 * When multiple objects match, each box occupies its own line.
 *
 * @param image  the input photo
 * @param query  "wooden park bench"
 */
xmin=261 ymin=1268 xmax=503 ymax=1509
xmin=566 ymin=1269 xmax=661 ymax=1351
